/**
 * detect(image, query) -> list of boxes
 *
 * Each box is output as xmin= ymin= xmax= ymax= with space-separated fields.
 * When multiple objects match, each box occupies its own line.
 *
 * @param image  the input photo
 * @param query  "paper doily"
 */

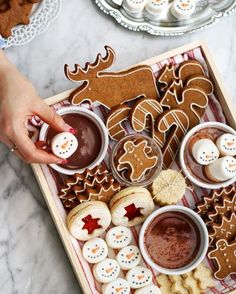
xmin=3 ymin=0 xmax=62 ymax=49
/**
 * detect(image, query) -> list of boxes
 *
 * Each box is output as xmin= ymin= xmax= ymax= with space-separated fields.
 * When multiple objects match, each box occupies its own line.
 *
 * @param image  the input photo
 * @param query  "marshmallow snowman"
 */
xmin=192 ymin=138 xmax=219 ymax=165
xmin=102 ymin=278 xmax=130 ymax=294
xmin=205 ymin=156 xmax=236 ymax=182
xmin=145 ymin=0 xmax=169 ymax=15
xmin=105 ymin=226 xmax=132 ymax=249
xmin=171 ymin=0 xmax=195 ymax=20
xmin=51 ymin=132 xmax=78 ymax=159
xmin=134 ymin=285 xmax=162 ymax=294
xmin=123 ymin=0 xmax=147 ymax=14
xmin=116 ymin=245 xmax=141 ymax=270
xmin=93 ymin=258 xmax=120 ymax=283
xmin=216 ymin=133 xmax=236 ymax=156
xmin=82 ymin=238 xmax=108 ymax=264
xmin=126 ymin=266 xmax=152 ymax=289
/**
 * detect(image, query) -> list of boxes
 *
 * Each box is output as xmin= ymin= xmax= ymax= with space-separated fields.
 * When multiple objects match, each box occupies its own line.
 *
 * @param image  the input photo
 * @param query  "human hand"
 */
xmin=0 ymin=51 xmax=73 ymax=164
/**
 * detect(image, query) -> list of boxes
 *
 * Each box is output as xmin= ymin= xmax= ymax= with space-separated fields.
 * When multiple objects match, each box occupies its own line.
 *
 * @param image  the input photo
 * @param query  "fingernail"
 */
xmin=58 ymin=159 xmax=68 ymax=164
xmin=69 ymin=128 xmax=77 ymax=135
xmin=63 ymin=123 xmax=74 ymax=133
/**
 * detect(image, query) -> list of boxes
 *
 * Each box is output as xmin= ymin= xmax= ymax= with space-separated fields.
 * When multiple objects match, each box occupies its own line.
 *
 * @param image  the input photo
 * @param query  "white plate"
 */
xmin=2 ymin=0 xmax=62 ymax=49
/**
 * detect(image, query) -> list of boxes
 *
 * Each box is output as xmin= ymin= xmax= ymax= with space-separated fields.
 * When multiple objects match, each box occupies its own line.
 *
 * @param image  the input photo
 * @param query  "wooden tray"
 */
xmin=31 ymin=41 xmax=236 ymax=294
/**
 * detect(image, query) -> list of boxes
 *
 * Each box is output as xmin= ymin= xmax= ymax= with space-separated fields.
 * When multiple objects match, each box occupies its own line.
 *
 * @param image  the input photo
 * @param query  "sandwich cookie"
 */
xmin=105 ymin=226 xmax=132 ymax=249
xmin=116 ymin=245 xmax=141 ymax=270
xmin=171 ymin=0 xmax=195 ymax=20
xmin=51 ymin=131 xmax=78 ymax=159
xmin=216 ymin=133 xmax=236 ymax=156
xmin=191 ymin=138 xmax=219 ymax=165
xmin=102 ymin=278 xmax=130 ymax=294
xmin=126 ymin=266 xmax=152 ymax=289
xmin=67 ymin=201 xmax=111 ymax=241
xmin=205 ymin=156 xmax=236 ymax=183
xmin=82 ymin=238 xmax=108 ymax=264
xmin=93 ymin=258 xmax=120 ymax=283
xmin=134 ymin=285 xmax=161 ymax=294
xmin=123 ymin=0 xmax=147 ymax=14
xmin=109 ymin=187 xmax=155 ymax=227
xmin=145 ymin=0 xmax=169 ymax=15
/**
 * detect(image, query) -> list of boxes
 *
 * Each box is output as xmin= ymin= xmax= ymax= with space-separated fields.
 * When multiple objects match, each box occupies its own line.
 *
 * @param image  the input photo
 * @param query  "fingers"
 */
xmin=34 ymin=101 xmax=75 ymax=133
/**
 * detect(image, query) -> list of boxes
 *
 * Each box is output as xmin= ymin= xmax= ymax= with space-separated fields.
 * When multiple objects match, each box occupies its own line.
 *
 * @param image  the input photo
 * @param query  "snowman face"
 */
xmin=175 ymin=0 xmax=195 ymax=11
xmin=192 ymin=139 xmax=219 ymax=165
xmin=82 ymin=238 xmax=108 ymax=264
xmin=106 ymin=226 xmax=132 ymax=249
xmin=51 ymin=131 xmax=78 ymax=159
xmin=216 ymin=134 xmax=236 ymax=156
xmin=93 ymin=258 xmax=120 ymax=284
xmin=135 ymin=284 xmax=162 ymax=294
xmin=117 ymin=245 xmax=141 ymax=270
xmin=126 ymin=266 xmax=152 ymax=289
xmin=102 ymin=278 xmax=130 ymax=294
xmin=224 ymin=156 xmax=236 ymax=174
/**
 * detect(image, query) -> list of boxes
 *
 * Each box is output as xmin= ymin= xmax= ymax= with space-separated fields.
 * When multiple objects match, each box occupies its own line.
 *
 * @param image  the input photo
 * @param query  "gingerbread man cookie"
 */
xmin=106 ymin=104 xmax=131 ymax=141
xmin=208 ymin=239 xmax=236 ymax=279
xmin=117 ymin=139 xmax=158 ymax=182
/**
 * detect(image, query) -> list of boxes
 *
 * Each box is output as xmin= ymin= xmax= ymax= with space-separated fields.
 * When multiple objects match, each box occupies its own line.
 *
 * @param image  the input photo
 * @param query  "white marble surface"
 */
xmin=1 ymin=0 xmax=236 ymax=293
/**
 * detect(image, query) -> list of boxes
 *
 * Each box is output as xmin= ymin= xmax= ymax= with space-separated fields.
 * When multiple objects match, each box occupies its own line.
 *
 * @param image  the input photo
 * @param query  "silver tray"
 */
xmin=94 ymin=0 xmax=236 ymax=36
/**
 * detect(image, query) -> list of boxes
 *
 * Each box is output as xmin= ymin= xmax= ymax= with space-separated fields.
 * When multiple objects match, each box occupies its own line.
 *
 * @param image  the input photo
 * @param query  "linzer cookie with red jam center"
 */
xmin=67 ymin=201 xmax=111 ymax=241
xmin=109 ymin=187 xmax=155 ymax=227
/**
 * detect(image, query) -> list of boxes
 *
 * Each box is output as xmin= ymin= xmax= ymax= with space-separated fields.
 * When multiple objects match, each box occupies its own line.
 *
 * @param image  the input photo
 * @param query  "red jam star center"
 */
xmin=124 ymin=203 xmax=143 ymax=221
xmin=82 ymin=214 xmax=102 ymax=234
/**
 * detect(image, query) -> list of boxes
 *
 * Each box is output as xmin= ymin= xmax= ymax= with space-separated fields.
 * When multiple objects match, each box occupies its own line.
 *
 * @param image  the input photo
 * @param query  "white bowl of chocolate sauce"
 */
xmin=139 ymin=205 xmax=209 ymax=275
xmin=179 ymin=122 xmax=236 ymax=189
xmin=39 ymin=106 xmax=109 ymax=175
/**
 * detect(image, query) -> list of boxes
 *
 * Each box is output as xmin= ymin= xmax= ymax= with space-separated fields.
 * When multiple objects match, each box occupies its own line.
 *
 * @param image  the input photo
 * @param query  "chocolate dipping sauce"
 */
xmin=184 ymin=127 xmax=225 ymax=183
xmin=144 ymin=211 xmax=201 ymax=269
xmin=46 ymin=113 xmax=102 ymax=170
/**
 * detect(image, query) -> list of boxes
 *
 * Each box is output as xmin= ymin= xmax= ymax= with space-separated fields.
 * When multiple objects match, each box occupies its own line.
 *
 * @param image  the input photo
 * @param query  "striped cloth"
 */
xmin=37 ymin=47 xmax=236 ymax=294
xmin=0 ymin=36 xmax=5 ymax=49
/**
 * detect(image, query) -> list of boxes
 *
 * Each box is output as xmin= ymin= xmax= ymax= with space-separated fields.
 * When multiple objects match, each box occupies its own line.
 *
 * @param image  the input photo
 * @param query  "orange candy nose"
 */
xmin=61 ymin=140 xmax=69 ymax=149
xmin=92 ymin=247 xmax=100 ymax=254
xmin=206 ymin=154 xmax=213 ymax=159
xmin=227 ymin=141 xmax=235 ymax=147
xmin=115 ymin=234 xmax=123 ymax=240
xmin=138 ymin=275 xmax=145 ymax=280
xmin=126 ymin=253 xmax=135 ymax=260
xmin=115 ymin=287 xmax=124 ymax=293
xmin=181 ymin=3 xmax=189 ymax=8
xmin=229 ymin=163 xmax=236 ymax=168
xmin=106 ymin=267 xmax=114 ymax=273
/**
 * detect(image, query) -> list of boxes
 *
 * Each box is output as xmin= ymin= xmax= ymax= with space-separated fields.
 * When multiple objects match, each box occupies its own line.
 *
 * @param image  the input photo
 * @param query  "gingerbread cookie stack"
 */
xmin=196 ymin=185 xmax=236 ymax=279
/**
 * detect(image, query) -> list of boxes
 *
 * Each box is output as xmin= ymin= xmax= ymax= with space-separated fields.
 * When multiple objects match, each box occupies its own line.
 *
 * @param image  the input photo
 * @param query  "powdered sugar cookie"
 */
xmin=126 ymin=266 xmax=152 ymax=289
xmin=67 ymin=201 xmax=111 ymax=241
xmin=205 ymin=156 xmax=236 ymax=182
xmin=191 ymin=138 xmax=219 ymax=165
xmin=134 ymin=285 xmax=161 ymax=294
xmin=110 ymin=187 xmax=155 ymax=227
xmin=51 ymin=132 xmax=78 ymax=159
xmin=93 ymin=258 xmax=120 ymax=283
xmin=105 ymin=226 xmax=132 ymax=249
xmin=216 ymin=133 xmax=236 ymax=156
xmin=145 ymin=0 xmax=169 ymax=15
xmin=123 ymin=0 xmax=147 ymax=13
xmin=116 ymin=245 xmax=141 ymax=270
xmin=102 ymin=278 xmax=130 ymax=294
xmin=82 ymin=237 xmax=108 ymax=264
xmin=171 ymin=0 xmax=195 ymax=20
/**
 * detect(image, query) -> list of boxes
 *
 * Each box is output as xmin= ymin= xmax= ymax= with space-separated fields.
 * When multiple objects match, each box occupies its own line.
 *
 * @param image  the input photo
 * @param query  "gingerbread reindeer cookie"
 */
xmin=65 ymin=46 xmax=159 ymax=109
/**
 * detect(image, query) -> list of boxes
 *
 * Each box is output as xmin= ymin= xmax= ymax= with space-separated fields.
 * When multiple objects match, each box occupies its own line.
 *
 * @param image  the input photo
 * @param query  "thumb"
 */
xmin=35 ymin=101 xmax=74 ymax=133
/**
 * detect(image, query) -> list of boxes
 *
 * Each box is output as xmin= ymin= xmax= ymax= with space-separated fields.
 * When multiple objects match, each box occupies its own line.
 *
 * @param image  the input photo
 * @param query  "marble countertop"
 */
xmin=1 ymin=0 xmax=236 ymax=293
